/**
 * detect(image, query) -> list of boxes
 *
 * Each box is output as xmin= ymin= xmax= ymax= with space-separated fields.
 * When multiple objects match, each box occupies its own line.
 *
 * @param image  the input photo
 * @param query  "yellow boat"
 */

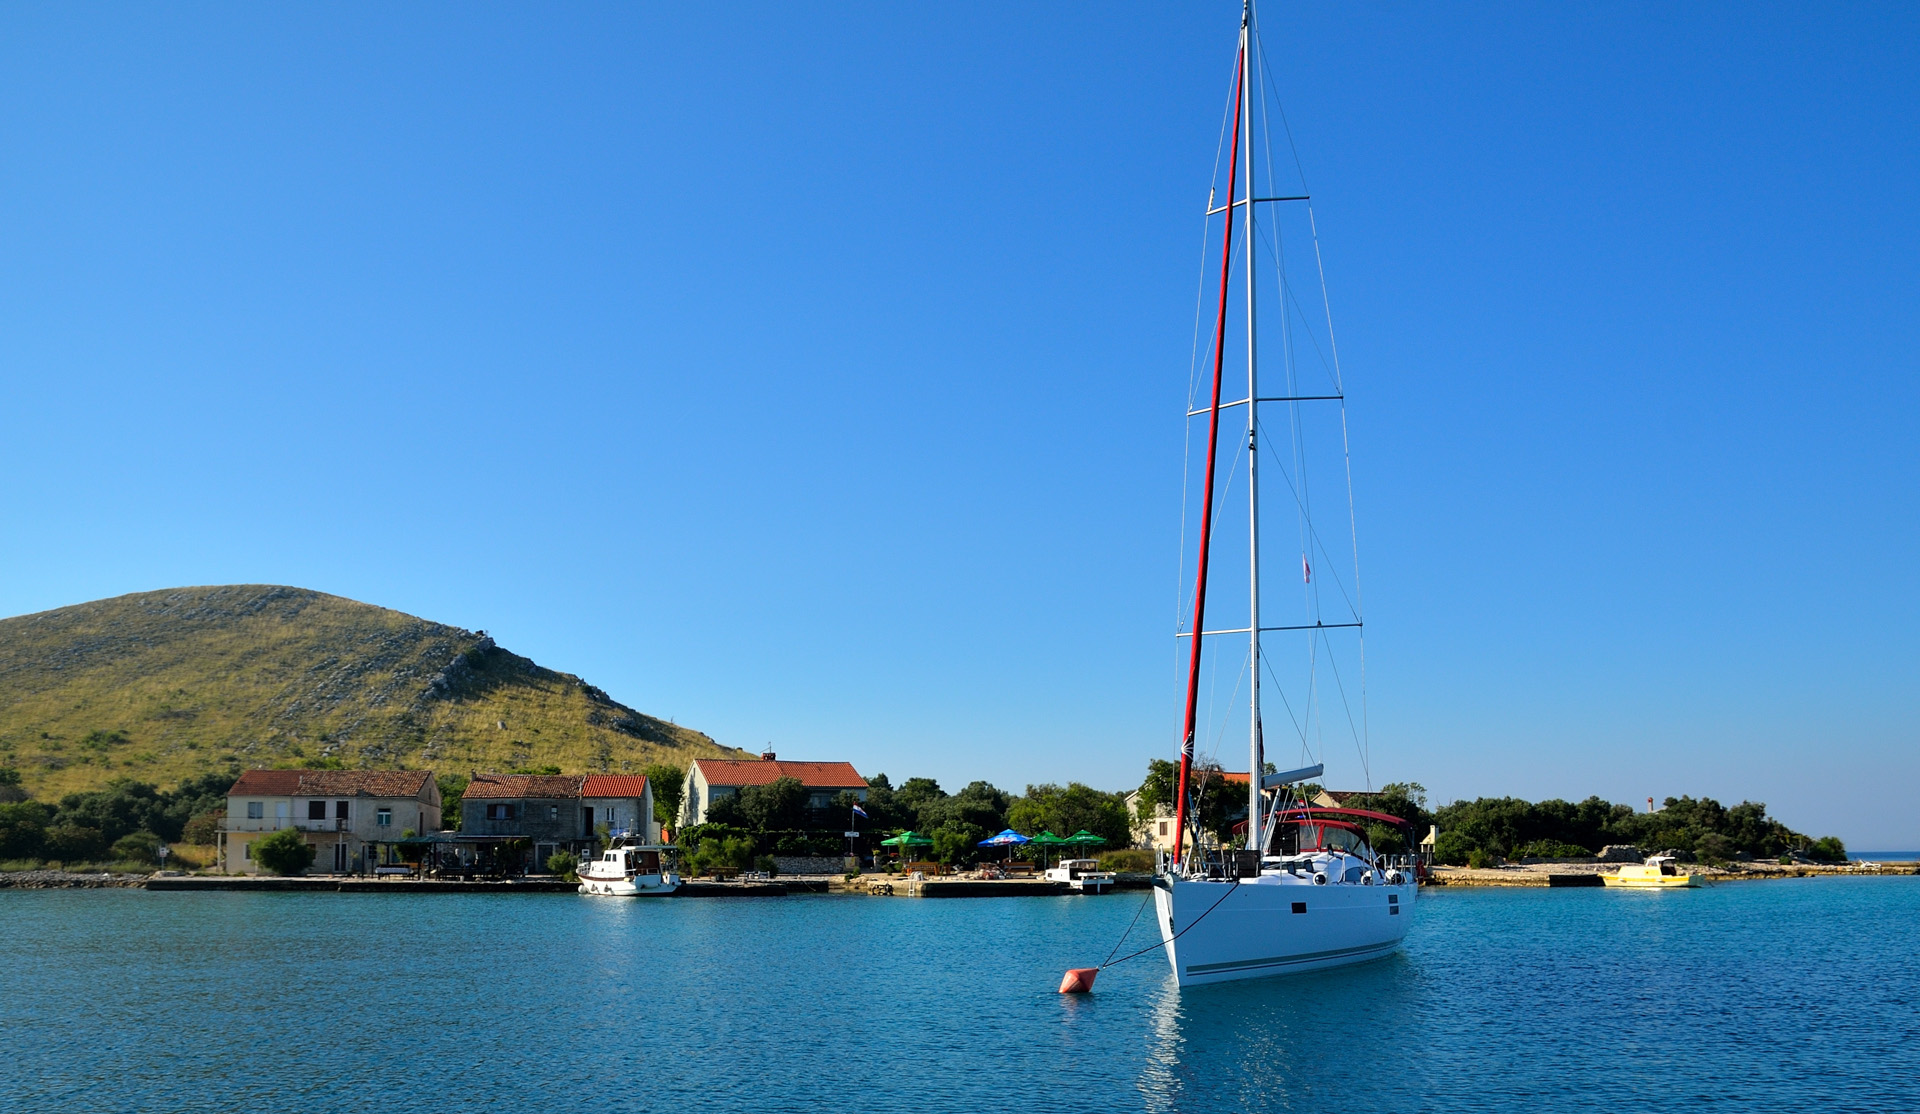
xmin=1602 ymin=854 xmax=1698 ymax=888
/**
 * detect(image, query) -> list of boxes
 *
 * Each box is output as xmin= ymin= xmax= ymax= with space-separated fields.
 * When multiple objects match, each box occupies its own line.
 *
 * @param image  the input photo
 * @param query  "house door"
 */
xmin=334 ymin=843 xmax=348 ymax=872
xmin=583 ymin=807 xmax=593 ymax=838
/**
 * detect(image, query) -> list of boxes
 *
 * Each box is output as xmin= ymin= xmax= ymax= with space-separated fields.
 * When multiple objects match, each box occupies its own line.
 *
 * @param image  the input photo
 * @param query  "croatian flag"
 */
xmin=852 ymin=804 xmax=868 ymax=819
xmin=1302 ymin=556 xmax=1311 ymax=584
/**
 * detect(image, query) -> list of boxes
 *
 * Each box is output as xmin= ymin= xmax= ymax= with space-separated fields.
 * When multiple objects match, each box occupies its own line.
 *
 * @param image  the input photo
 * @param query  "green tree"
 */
xmin=110 ymin=831 xmax=162 ymax=865
xmin=0 ymin=800 xmax=53 ymax=859
xmin=931 ymin=822 xmax=987 ymax=866
xmin=181 ymin=810 xmax=222 ymax=846
xmin=1010 ymin=783 xmax=1134 ymax=850
xmin=737 ymin=776 xmax=808 ymax=831
xmin=251 ymin=828 xmax=315 ymax=875
xmin=1134 ymin=759 xmax=1177 ymax=825
xmin=44 ymin=823 xmax=105 ymax=863
xmin=1129 ymin=760 xmax=1234 ymax=846
xmin=860 ymin=774 xmax=911 ymax=830
xmin=0 ymin=766 xmax=26 ymax=804
xmin=546 ymin=850 xmax=579 ymax=879
xmin=643 ymin=763 xmax=685 ymax=828
xmin=892 ymin=777 xmax=948 ymax=830
xmin=437 ymin=774 xmax=469 ymax=830
xmin=920 ymin=781 xmax=1011 ymax=835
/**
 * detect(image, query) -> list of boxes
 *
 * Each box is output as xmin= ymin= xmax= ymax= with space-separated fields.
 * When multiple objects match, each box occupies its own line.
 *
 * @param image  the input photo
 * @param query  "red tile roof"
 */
xmin=1221 ymin=771 xmax=1251 ymax=785
xmin=580 ymin=775 xmax=650 ymax=799
xmin=228 ymin=769 xmax=434 ymax=798
xmin=460 ymin=773 xmax=588 ymax=800
xmin=229 ymin=770 xmax=303 ymax=796
xmin=691 ymin=758 xmax=866 ymax=790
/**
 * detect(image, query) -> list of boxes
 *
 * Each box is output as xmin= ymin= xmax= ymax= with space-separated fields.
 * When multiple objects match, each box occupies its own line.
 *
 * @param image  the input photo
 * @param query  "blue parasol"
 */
xmin=977 ymin=828 xmax=1032 ymax=864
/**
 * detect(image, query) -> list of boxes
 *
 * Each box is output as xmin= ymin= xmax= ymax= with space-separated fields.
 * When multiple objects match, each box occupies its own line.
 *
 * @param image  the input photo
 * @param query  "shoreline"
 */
xmin=3 ymin=861 xmax=1913 ymax=894
xmin=1429 ymin=860 xmax=1916 ymax=887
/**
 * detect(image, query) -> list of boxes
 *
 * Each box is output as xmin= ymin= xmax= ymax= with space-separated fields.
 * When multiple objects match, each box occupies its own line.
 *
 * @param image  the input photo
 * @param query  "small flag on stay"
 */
xmin=1302 ymin=556 xmax=1311 ymax=584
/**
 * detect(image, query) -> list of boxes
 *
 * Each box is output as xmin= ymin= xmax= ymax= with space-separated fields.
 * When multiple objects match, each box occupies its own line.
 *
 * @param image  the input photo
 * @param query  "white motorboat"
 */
xmin=577 ymin=832 xmax=681 ymax=897
xmin=1045 ymin=858 xmax=1116 ymax=893
xmin=1152 ymin=0 xmax=1417 ymax=986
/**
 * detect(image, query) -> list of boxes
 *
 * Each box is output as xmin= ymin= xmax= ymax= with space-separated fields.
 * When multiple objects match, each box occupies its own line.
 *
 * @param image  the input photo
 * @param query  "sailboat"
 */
xmin=1152 ymin=0 xmax=1417 ymax=986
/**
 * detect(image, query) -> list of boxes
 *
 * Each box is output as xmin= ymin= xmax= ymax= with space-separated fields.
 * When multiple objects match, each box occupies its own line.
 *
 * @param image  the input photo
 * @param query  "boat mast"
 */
xmin=1242 ymin=4 xmax=1263 ymax=856
xmin=1171 ymin=16 xmax=1247 ymax=866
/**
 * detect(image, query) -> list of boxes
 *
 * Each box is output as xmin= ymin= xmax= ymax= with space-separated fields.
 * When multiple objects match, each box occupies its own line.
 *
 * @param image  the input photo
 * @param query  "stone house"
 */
xmin=458 ymin=773 xmax=594 ymax=869
xmin=220 ymin=769 xmax=441 ymax=874
xmin=679 ymin=753 xmax=867 ymax=827
xmin=579 ymin=774 xmax=657 ymax=843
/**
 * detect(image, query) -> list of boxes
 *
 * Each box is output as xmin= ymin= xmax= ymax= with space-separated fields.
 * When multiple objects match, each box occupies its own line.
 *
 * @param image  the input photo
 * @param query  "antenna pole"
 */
xmin=1172 ymin=25 xmax=1247 ymax=866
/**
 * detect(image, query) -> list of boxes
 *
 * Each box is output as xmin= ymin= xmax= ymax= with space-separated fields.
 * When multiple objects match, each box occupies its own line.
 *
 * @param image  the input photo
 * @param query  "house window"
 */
xmin=243 ymin=841 xmax=252 ymax=859
xmin=1159 ymin=821 xmax=1168 ymax=836
xmin=247 ymin=802 xmax=263 ymax=820
xmin=487 ymin=803 xmax=515 ymax=821
xmin=548 ymin=805 xmax=558 ymax=821
xmin=377 ymin=808 xmax=392 ymax=827
xmin=335 ymin=800 xmax=349 ymax=820
xmin=308 ymin=800 xmax=327 ymax=821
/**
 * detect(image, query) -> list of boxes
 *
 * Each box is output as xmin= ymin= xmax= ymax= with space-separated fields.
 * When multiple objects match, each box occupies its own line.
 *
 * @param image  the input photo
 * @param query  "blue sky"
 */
xmin=2 ymin=4 xmax=1914 ymax=847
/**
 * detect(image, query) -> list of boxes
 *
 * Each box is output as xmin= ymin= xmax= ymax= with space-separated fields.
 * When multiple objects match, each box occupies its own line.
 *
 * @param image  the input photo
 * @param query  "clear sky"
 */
xmin=3 ymin=4 xmax=1915 ymax=847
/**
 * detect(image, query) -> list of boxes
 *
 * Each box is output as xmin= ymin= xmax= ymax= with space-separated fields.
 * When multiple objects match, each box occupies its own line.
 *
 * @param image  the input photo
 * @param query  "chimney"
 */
xmin=761 ymin=749 xmax=776 ymax=762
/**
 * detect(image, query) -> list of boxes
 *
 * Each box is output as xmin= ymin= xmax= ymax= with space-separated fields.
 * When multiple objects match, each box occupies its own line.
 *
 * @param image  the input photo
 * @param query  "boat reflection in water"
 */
xmin=1134 ymin=952 xmax=1422 ymax=1112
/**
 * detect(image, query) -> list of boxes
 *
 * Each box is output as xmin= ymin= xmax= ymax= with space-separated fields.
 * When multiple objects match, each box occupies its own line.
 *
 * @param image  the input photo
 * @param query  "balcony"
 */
xmin=222 ymin=818 xmax=349 ymax=834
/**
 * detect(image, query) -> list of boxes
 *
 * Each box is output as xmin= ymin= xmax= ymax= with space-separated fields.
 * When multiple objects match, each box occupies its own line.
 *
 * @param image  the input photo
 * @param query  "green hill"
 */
xmin=0 ymin=585 xmax=747 ymax=800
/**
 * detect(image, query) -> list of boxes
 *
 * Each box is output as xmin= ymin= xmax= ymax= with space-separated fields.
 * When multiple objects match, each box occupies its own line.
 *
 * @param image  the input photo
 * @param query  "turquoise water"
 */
xmin=4 ymin=878 xmax=1916 ymax=1113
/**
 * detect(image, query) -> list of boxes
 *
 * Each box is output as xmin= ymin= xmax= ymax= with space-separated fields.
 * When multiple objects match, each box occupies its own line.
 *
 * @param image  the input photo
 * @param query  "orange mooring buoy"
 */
xmin=1058 ymin=967 xmax=1098 ymax=994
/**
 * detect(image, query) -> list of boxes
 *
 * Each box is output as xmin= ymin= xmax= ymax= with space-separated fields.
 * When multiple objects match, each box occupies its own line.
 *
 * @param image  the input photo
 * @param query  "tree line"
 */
xmin=1290 ymin=782 xmax=1847 ymax=866
xmin=0 ymin=766 xmax=234 ymax=867
xmin=675 ymin=772 xmax=1135 ymax=876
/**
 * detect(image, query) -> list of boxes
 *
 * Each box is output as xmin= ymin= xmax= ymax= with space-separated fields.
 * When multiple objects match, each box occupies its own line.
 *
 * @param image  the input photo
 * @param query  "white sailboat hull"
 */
xmin=1154 ymin=875 xmax=1415 ymax=985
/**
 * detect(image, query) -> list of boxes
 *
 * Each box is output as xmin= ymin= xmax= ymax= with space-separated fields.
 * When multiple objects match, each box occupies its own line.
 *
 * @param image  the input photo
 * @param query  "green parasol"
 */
xmin=879 ymin=831 xmax=934 ymax=862
xmin=1028 ymin=830 xmax=1069 ymax=868
xmin=1064 ymin=830 xmax=1107 ymax=864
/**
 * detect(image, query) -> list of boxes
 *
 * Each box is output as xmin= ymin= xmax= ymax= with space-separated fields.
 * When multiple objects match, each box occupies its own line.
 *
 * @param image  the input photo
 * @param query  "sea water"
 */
xmin=3 ymin=877 xmax=1915 ymax=1113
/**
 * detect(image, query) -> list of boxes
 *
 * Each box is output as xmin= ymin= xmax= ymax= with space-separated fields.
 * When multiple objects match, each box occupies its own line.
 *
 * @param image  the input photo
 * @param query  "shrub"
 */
xmin=1513 ymin=839 xmax=1592 ymax=860
xmin=181 ymin=811 xmax=222 ymax=846
xmin=688 ymin=835 xmax=753 ymax=878
xmin=0 ymin=800 xmax=53 ymax=858
xmin=110 ymin=831 xmax=162 ymax=866
xmin=1431 ymin=830 xmax=1476 ymax=867
xmin=1805 ymin=836 xmax=1847 ymax=863
xmin=752 ymin=854 xmax=779 ymax=877
xmin=252 ymin=828 xmax=315 ymax=876
xmin=1466 ymin=849 xmax=1495 ymax=869
xmin=1694 ymin=833 xmax=1736 ymax=864
xmin=45 ymin=823 xmax=106 ymax=863
xmin=545 ymin=851 xmax=579 ymax=879
xmin=1098 ymin=849 xmax=1155 ymax=873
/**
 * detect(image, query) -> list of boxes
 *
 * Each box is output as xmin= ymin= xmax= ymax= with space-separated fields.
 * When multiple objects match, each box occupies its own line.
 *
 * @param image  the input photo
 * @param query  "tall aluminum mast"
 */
xmin=1241 ymin=5 xmax=1264 ymax=854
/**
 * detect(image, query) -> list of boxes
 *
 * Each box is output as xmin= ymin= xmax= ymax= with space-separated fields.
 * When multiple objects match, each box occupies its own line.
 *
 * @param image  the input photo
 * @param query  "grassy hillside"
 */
xmin=0 ymin=585 xmax=747 ymax=799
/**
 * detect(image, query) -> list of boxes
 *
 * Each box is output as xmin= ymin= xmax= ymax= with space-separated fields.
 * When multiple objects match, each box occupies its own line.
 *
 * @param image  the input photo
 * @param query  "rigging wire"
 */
xmin=1250 ymin=10 xmax=1372 ymax=787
